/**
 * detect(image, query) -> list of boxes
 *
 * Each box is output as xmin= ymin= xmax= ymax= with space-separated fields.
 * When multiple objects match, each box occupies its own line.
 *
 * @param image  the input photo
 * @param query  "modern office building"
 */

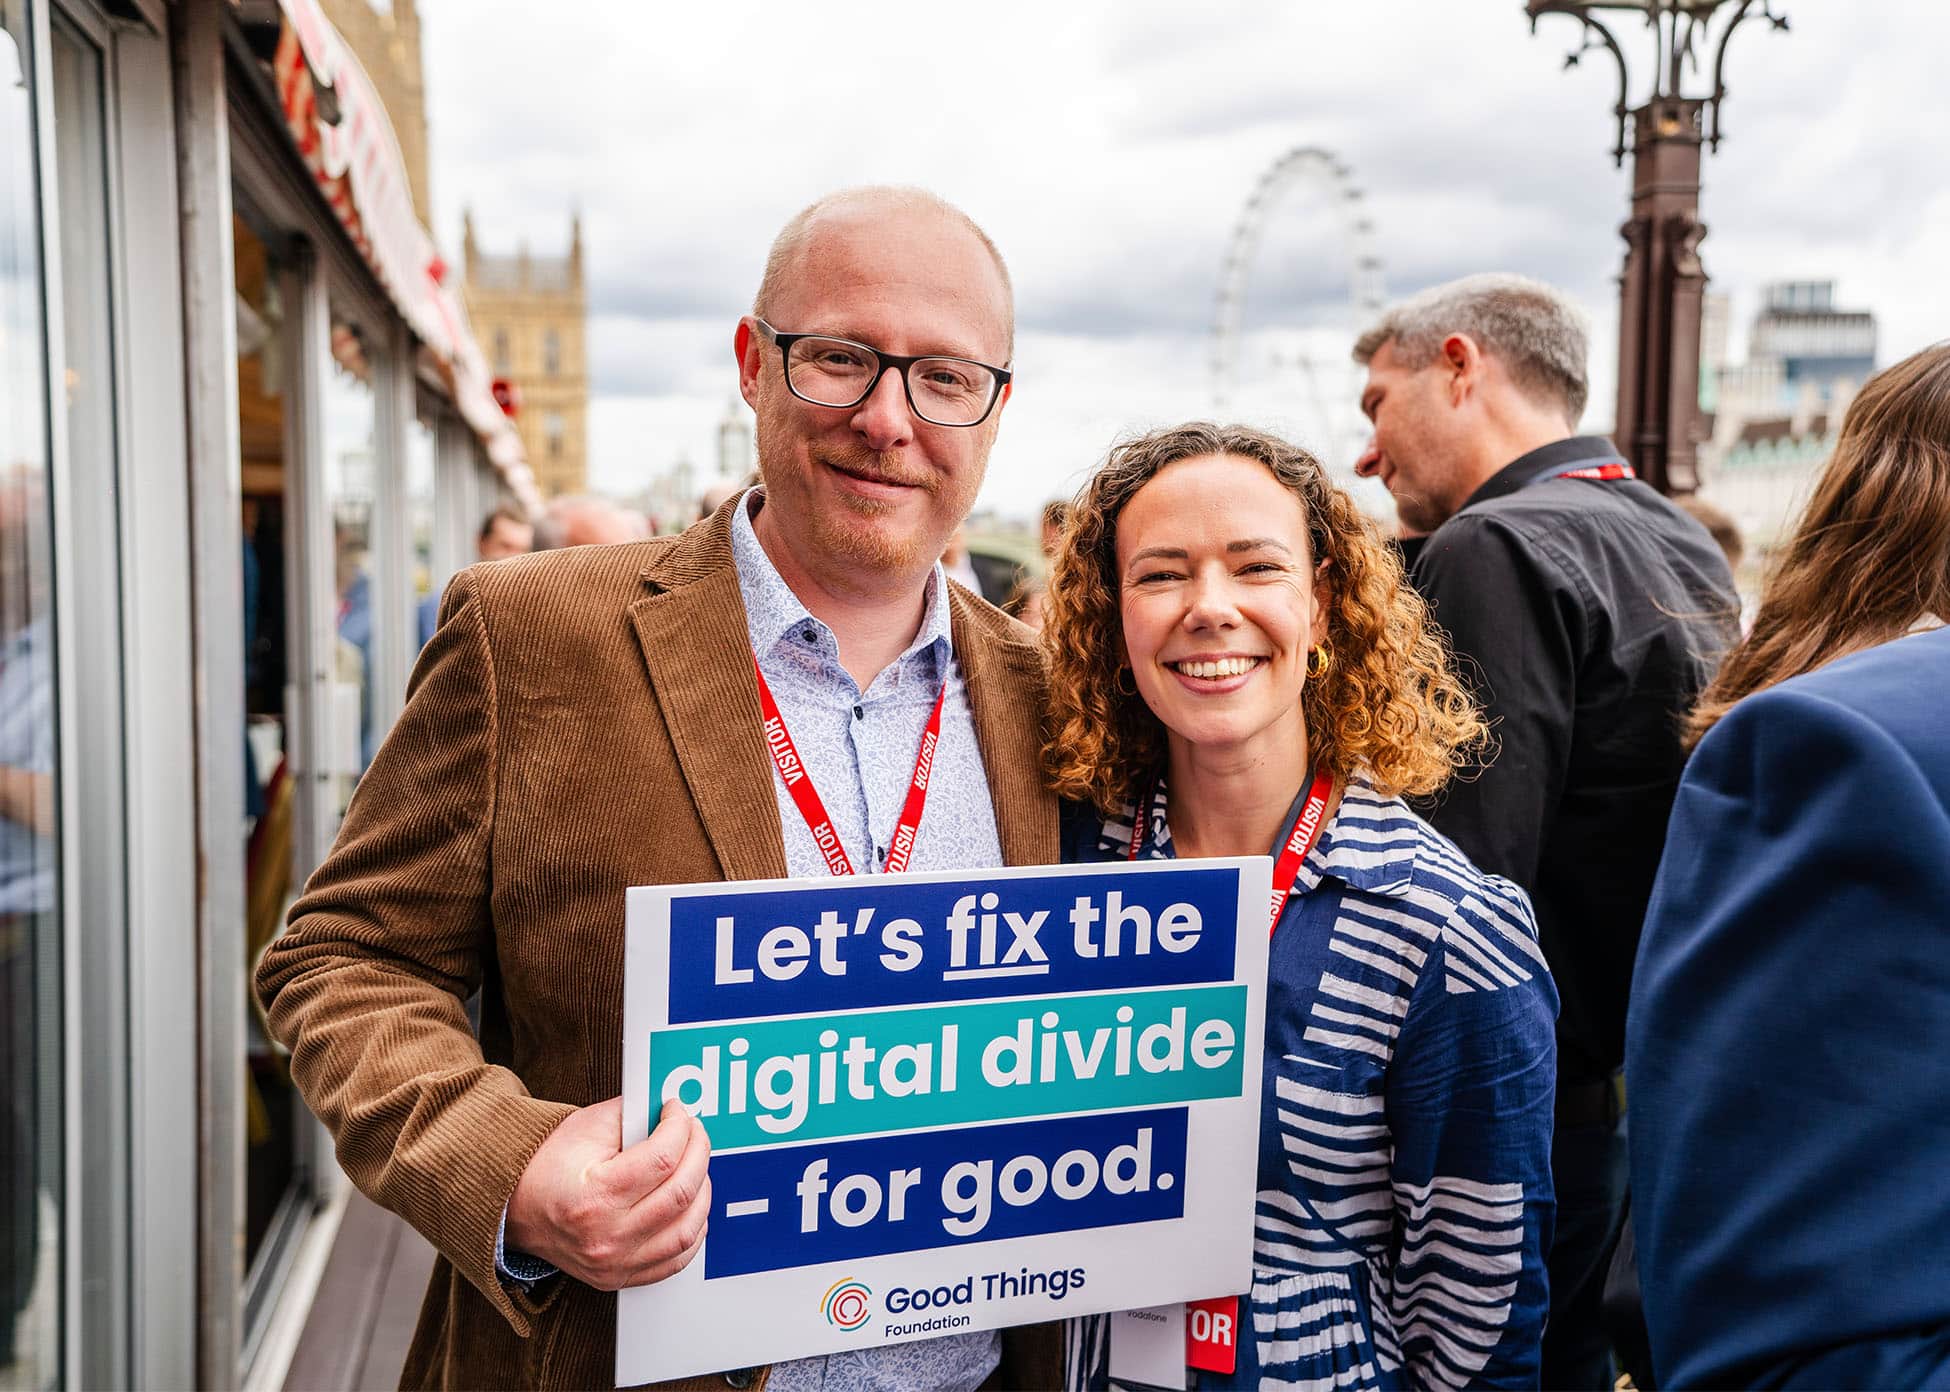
xmin=1699 ymin=281 xmax=1878 ymax=558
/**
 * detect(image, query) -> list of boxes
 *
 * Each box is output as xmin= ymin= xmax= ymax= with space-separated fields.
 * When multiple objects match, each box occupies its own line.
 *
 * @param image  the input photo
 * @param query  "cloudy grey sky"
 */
xmin=417 ymin=1 xmax=1950 ymax=520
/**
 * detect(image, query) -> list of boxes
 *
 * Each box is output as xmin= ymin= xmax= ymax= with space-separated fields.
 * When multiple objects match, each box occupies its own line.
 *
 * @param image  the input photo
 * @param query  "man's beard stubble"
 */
xmin=755 ymin=421 xmax=968 ymax=575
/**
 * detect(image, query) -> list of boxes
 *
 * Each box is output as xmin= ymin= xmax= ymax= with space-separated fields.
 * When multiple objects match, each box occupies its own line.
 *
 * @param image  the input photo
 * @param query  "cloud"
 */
xmin=420 ymin=0 xmax=1950 ymax=514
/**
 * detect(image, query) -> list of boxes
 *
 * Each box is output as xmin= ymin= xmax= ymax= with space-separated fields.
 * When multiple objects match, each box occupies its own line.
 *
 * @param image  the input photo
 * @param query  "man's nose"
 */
xmin=848 ymin=366 xmax=916 ymax=452
xmin=1354 ymin=434 xmax=1382 ymax=478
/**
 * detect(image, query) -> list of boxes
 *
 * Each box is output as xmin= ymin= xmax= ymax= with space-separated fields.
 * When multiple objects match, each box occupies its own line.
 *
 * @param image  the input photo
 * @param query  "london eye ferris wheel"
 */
xmin=1210 ymin=146 xmax=1389 ymax=503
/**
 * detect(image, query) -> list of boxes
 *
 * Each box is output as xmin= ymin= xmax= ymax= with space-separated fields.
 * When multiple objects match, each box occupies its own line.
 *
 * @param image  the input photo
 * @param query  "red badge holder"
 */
xmin=1185 ymin=1295 xmax=1239 ymax=1375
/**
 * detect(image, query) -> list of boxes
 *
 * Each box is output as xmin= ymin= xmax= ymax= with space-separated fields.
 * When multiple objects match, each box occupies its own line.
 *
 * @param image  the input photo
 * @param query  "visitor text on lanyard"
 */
xmin=752 ymin=652 xmax=946 ymax=877
xmin=1128 ymin=762 xmax=1338 ymax=934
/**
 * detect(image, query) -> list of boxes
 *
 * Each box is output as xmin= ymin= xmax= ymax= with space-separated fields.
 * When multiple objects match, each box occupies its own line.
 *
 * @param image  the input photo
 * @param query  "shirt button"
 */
xmin=853 ymin=705 xmax=864 ymax=720
xmin=877 ymin=846 xmax=888 ymax=865
xmin=800 ymin=627 xmax=816 ymax=643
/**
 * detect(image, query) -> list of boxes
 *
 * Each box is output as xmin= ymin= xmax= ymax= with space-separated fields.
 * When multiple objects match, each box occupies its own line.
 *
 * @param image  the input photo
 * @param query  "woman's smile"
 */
xmin=1162 ymin=653 xmax=1268 ymax=693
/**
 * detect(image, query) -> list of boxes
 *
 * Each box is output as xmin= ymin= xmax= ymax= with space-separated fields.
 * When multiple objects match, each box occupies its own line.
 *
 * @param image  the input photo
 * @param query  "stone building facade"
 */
xmin=317 ymin=0 xmax=589 ymax=499
xmin=461 ymin=213 xmax=589 ymax=498
xmin=317 ymin=0 xmax=432 ymax=224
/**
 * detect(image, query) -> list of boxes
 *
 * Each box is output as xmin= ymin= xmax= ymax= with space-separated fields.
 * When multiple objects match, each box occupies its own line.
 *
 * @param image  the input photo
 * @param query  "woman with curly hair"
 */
xmin=1046 ymin=423 xmax=1558 ymax=1392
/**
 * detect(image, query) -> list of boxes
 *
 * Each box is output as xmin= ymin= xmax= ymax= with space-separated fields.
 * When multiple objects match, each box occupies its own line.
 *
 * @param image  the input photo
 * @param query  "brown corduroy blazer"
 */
xmin=256 ymin=503 xmax=1064 ymax=1391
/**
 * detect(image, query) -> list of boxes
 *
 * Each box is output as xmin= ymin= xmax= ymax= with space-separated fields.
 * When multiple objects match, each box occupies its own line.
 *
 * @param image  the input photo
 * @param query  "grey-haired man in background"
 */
xmin=1352 ymin=274 xmax=1739 ymax=1389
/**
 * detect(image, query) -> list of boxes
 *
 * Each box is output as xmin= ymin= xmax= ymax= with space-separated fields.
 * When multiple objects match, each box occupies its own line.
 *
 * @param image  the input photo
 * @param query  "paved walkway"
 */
xmin=282 ymin=1191 xmax=435 ymax=1391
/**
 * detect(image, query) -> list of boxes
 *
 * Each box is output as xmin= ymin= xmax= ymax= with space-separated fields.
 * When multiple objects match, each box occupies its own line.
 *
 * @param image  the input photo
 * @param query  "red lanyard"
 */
xmin=1267 ymin=764 xmax=1338 ymax=929
xmin=752 ymin=653 xmax=947 ymax=876
xmin=1548 ymin=461 xmax=1635 ymax=481
xmin=1127 ymin=763 xmax=1338 ymax=935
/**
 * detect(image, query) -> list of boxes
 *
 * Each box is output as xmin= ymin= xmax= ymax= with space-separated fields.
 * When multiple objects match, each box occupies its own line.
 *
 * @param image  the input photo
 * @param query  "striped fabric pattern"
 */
xmin=1068 ymin=772 xmax=1557 ymax=1390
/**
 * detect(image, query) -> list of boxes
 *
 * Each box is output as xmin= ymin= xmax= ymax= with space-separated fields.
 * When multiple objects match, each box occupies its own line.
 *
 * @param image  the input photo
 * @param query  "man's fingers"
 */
xmin=625 ymin=1110 xmax=711 ymax=1229
xmin=591 ymin=1099 xmax=696 ymax=1203
xmin=623 ymin=1187 xmax=712 ymax=1289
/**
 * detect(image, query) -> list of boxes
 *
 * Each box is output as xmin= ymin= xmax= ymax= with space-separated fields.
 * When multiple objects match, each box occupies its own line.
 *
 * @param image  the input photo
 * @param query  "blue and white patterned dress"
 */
xmin=1063 ymin=772 xmax=1558 ymax=1391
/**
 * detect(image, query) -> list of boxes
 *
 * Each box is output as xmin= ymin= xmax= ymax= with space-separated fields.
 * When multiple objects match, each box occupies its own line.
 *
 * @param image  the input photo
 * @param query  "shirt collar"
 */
xmin=1112 ymin=767 xmax=1419 ymax=900
xmin=1458 ymin=435 xmax=1625 ymax=513
xmin=729 ymin=487 xmax=955 ymax=672
xmin=1291 ymin=771 xmax=1418 ymax=899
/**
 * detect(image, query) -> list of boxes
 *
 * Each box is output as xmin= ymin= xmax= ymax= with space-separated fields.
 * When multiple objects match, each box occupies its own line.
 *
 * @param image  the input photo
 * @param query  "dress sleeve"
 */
xmin=253 ymin=569 xmax=576 ymax=1335
xmin=1384 ymin=876 xmax=1558 ymax=1390
xmin=1628 ymin=683 xmax=1950 ymax=1389
xmin=1411 ymin=517 xmax=1579 ymax=890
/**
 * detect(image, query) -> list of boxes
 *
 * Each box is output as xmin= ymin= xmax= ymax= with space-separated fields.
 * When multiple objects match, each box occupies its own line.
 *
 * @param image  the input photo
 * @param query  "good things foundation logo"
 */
xmin=820 ymin=1278 xmax=874 ymax=1331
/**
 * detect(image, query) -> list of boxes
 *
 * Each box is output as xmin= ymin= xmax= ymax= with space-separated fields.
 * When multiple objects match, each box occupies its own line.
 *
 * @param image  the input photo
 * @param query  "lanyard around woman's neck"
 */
xmin=1126 ymin=763 xmax=1338 ymax=935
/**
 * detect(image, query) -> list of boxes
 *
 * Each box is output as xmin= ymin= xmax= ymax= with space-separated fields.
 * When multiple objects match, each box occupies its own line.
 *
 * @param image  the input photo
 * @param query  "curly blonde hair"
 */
xmin=1042 ymin=422 xmax=1487 ymax=815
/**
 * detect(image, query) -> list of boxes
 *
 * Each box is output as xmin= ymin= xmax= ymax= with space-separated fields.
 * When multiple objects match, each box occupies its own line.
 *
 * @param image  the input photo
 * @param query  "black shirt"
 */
xmin=1410 ymin=436 xmax=1739 ymax=1083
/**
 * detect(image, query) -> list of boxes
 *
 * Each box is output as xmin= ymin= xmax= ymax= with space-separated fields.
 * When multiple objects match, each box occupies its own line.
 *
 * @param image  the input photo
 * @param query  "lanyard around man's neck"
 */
xmin=752 ymin=652 xmax=947 ymax=876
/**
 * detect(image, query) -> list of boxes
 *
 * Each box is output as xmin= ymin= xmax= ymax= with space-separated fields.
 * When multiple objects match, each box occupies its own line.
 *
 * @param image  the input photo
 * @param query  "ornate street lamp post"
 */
xmin=1527 ymin=0 xmax=1788 ymax=494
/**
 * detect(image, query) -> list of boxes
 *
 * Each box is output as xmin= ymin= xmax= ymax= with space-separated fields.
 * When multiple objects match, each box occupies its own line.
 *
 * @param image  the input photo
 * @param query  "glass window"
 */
xmin=322 ymin=308 xmax=376 ymax=815
xmin=49 ymin=12 xmax=129 ymax=1382
xmin=406 ymin=406 xmax=436 ymax=652
xmin=0 ymin=8 xmax=61 ymax=1386
xmin=234 ymin=208 xmax=308 ymax=1281
xmin=492 ymin=326 xmax=509 ymax=377
xmin=543 ymin=327 xmax=559 ymax=377
xmin=544 ymin=409 xmax=564 ymax=461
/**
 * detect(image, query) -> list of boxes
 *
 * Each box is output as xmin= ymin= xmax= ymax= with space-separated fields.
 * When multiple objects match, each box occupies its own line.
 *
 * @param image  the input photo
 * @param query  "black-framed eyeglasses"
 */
xmin=754 ymin=318 xmax=1012 ymax=428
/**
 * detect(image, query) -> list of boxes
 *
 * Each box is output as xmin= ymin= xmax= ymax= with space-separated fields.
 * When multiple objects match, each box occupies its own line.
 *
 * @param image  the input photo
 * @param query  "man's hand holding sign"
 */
xmin=504 ymin=1098 xmax=712 ymax=1293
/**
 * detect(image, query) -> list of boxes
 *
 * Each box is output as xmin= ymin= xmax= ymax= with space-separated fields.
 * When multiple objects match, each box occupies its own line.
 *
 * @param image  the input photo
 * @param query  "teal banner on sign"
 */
xmin=649 ymin=984 xmax=1248 ymax=1150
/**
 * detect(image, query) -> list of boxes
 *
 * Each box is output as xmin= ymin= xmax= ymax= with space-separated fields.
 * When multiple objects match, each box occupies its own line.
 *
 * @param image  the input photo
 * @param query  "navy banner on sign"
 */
xmin=668 ymin=866 xmax=1242 ymax=1023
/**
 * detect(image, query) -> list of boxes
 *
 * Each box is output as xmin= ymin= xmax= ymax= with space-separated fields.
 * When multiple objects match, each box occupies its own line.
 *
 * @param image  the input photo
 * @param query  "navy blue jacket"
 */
xmin=1628 ymin=625 xmax=1950 ymax=1389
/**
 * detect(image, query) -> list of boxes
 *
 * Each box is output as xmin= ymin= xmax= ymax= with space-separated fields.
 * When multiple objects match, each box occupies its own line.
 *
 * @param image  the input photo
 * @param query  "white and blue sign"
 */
xmin=619 ymin=858 xmax=1271 ymax=1385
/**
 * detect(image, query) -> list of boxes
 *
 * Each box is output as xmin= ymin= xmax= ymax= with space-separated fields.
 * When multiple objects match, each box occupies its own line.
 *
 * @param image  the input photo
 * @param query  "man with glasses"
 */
xmin=257 ymin=187 xmax=1061 ymax=1391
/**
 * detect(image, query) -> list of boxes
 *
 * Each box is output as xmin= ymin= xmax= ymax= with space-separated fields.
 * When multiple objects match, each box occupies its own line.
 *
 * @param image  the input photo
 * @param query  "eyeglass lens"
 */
xmin=785 ymin=336 xmax=996 ymax=425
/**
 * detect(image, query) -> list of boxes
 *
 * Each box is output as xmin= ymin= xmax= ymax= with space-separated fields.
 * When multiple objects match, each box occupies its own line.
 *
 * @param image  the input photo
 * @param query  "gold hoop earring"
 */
xmin=1307 ymin=644 xmax=1331 ymax=679
xmin=1115 ymin=666 xmax=1139 ymax=697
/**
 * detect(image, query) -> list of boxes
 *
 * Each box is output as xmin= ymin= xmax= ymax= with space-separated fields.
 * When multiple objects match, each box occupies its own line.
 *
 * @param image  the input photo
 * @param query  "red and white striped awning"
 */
xmin=270 ymin=0 xmax=540 ymax=515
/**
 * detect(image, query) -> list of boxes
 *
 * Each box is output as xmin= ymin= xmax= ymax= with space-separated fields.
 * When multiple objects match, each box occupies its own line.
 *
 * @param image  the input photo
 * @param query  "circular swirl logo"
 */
xmin=821 ymin=1277 xmax=874 ymax=1331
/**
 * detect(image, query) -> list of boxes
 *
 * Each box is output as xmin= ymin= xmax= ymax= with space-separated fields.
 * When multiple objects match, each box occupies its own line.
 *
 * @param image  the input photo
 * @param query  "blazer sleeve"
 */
xmin=254 ymin=569 xmax=576 ymax=1336
xmin=1386 ymin=876 xmax=1558 ymax=1390
xmin=1627 ymin=684 xmax=1950 ymax=1389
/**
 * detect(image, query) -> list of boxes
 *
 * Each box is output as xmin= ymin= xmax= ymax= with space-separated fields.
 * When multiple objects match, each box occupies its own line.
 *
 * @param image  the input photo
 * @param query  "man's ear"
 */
xmin=1442 ymin=332 xmax=1480 ymax=406
xmin=735 ymin=317 xmax=762 ymax=409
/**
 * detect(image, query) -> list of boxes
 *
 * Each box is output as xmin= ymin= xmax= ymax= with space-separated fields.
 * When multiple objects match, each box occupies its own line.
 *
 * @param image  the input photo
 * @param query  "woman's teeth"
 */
xmin=1172 ymin=656 xmax=1260 ymax=679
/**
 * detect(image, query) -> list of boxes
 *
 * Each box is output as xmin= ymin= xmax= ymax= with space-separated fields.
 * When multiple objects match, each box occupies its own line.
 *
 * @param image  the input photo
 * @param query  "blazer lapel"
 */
xmin=951 ymin=589 xmax=1059 ymax=868
xmin=628 ymin=507 xmax=790 ymax=883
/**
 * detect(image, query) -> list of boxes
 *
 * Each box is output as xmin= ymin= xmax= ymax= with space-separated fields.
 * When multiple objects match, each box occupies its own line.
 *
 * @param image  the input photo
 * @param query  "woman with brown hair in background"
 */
xmin=1629 ymin=343 xmax=1950 ymax=1389
xmin=1044 ymin=423 xmax=1558 ymax=1391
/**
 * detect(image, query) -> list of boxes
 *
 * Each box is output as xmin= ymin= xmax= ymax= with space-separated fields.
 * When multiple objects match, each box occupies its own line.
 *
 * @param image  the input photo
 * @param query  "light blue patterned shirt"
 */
xmin=732 ymin=489 xmax=1003 ymax=1392
xmin=500 ymin=491 xmax=1005 ymax=1391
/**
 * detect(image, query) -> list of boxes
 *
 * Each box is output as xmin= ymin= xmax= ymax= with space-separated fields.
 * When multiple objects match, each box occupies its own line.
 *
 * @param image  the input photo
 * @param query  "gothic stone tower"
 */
xmin=461 ymin=213 xmax=590 ymax=498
